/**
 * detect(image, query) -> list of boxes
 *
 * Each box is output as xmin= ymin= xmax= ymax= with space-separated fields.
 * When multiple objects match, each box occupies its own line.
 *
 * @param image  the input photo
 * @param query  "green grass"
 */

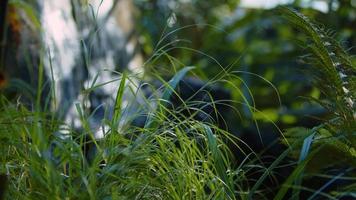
xmin=0 ymin=64 xmax=285 ymax=199
xmin=0 ymin=67 xmax=243 ymax=199
xmin=0 ymin=3 xmax=355 ymax=200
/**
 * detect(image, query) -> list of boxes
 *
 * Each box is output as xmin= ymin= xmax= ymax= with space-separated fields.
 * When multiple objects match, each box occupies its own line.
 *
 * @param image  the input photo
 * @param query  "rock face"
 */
xmin=2 ymin=0 xmax=143 ymax=138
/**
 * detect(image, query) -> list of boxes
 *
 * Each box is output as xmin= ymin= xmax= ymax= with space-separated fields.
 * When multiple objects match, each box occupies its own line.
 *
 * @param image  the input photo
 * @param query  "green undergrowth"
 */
xmin=0 ymin=67 xmax=252 ymax=199
xmin=0 ymin=4 xmax=355 ymax=200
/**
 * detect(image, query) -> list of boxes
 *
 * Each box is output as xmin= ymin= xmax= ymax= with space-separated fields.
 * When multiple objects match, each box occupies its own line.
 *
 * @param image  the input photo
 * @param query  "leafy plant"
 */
xmin=1 ymin=2 xmax=355 ymax=200
xmin=276 ymin=6 xmax=356 ymax=199
xmin=0 ymin=66 xmax=248 ymax=199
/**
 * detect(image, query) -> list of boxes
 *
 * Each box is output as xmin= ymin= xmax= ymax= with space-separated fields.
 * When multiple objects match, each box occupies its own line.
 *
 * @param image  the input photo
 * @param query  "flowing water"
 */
xmin=39 ymin=0 xmax=144 ymax=138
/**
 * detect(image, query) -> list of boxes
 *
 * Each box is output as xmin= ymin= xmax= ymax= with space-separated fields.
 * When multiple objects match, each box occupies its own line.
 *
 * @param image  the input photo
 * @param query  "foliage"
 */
xmin=280 ymin=5 xmax=356 ymax=164
xmin=0 ymin=68 xmax=239 ymax=199
xmin=135 ymin=0 xmax=356 ymax=133
xmin=277 ymin=6 xmax=356 ymax=199
xmin=0 ymin=1 xmax=356 ymax=200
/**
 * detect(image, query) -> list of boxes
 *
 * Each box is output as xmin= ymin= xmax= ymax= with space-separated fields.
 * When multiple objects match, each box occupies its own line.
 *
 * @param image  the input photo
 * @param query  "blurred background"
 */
xmin=134 ymin=0 xmax=355 ymax=137
xmin=1 ymin=0 xmax=355 ymax=141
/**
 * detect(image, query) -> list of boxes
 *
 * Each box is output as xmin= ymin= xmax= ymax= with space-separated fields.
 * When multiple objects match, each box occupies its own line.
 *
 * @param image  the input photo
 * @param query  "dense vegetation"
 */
xmin=0 ymin=1 xmax=355 ymax=199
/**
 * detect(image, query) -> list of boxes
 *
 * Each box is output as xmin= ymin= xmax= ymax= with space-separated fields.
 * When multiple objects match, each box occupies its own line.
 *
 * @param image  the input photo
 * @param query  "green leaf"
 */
xmin=112 ymin=71 xmax=127 ymax=127
xmin=144 ymin=66 xmax=195 ymax=129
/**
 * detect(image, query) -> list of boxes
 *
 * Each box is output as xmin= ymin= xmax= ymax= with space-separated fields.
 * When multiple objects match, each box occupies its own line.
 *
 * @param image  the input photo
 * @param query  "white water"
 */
xmin=42 ymin=0 xmax=79 ymax=113
xmin=41 ymin=0 xmax=144 ymax=138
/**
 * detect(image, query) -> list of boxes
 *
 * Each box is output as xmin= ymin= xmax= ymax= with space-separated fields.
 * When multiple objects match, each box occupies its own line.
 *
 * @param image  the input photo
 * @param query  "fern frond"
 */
xmin=278 ymin=6 xmax=356 ymax=146
xmin=278 ymin=7 xmax=356 ymax=130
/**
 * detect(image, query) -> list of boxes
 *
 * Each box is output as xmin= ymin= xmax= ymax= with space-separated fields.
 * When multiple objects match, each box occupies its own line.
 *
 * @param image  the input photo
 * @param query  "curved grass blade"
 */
xmin=144 ymin=66 xmax=195 ymax=129
xmin=112 ymin=71 xmax=127 ymax=127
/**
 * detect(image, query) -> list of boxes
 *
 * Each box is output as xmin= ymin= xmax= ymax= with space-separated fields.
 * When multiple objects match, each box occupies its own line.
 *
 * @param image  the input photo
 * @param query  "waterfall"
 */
xmin=39 ymin=0 xmax=144 ymax=138
xmin=42 ymin=0 xmax=82 ymax=116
